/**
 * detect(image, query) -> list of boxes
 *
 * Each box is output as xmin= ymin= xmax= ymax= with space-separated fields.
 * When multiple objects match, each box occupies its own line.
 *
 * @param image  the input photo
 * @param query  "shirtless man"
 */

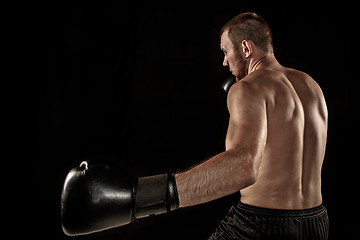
xmin=174 ymin=12 xmax=329 ymax=239
xmin=61 ymin=12 xmax=329 ymax=239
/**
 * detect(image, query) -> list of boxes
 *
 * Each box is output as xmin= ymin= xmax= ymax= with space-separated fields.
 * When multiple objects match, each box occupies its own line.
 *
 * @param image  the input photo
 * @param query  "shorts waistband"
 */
xmin=237 ymin=201 xmax=327 ymax=219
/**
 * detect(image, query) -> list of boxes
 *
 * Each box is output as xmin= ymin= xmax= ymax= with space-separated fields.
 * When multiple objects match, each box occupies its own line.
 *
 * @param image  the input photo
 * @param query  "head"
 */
xmin=220 ymin=12 xmax=273 ymax=80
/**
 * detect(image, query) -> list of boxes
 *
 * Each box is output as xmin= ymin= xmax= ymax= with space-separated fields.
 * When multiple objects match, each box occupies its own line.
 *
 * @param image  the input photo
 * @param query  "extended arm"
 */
xmin=174 ymin=81 xmax=267 ymax=208
xmin=60 ymin=81 xmax=268 ymax=235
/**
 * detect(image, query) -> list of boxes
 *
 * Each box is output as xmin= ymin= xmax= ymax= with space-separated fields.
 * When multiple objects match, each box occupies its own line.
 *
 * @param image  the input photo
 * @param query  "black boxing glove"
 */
xmin=221 ymin=76 xmax=236 ymax=93
xmin=61 ymin=161 xmax=179 ymax=236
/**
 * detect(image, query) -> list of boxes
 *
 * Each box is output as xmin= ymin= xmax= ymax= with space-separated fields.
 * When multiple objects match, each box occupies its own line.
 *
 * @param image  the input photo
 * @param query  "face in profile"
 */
xmin=220 ymin=30 xmax=248 ymax=81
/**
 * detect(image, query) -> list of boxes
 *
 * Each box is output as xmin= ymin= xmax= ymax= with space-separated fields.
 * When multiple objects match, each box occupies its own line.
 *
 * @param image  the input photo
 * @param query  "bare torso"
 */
xmin=175 ymin=57 xmax=327 ymax=210
xmin=231 ymin=65 xmax=328 ymax=210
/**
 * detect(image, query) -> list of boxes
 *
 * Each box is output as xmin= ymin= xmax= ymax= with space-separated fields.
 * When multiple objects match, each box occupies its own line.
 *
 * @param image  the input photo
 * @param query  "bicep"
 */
xmin=225 ymin=83 xmax=267 ymax=159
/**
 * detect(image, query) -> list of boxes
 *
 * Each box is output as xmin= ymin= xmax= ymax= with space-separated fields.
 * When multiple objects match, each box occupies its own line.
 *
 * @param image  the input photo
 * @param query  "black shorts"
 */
xmin=208 ymin=201 xmax=329 ymax=240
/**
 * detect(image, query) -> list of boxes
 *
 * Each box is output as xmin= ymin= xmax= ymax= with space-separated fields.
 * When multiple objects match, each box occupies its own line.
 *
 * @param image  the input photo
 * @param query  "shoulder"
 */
xmin=284 ymin=67 xmax=324 ymax=97
xmin=283 ymin=67 xmax=319 ymax=88
xmin=228 ymin=70 xmax=269 ymax=94
xmin=227 ymin=69 xmax=276 ymax=101
xmin=227 ymin=80 xmax=256 ymax=106
xmin=284 ymin=68 xmax=312 ymax=87
xmin=227 ymin=75 xmax=266 ymax=113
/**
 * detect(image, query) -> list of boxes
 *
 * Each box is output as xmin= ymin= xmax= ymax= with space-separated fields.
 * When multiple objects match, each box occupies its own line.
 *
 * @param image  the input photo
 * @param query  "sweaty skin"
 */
xmin=175 ymin=30 xmax=327 ymax=210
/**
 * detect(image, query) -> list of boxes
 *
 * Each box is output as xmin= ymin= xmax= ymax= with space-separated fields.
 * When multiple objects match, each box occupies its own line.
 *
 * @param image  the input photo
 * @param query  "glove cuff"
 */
xmin=134 ymin=174 xmax=179 ymax=219
xmin=167 ymin=174 xmax=179 ymax=211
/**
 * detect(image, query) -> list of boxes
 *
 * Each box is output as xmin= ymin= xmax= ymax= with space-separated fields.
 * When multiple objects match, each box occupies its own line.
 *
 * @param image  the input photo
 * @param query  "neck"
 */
xmin=247 ymin=52 xmax=277 ymax=74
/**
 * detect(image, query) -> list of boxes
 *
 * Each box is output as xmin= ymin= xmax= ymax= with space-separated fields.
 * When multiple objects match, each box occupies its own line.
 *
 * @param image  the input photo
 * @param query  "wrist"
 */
xmin=134 ymin=174 xmax=179 ymax=219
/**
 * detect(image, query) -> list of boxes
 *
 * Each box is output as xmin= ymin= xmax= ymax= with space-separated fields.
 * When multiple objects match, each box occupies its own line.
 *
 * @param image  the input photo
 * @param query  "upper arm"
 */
xmin=225 ymin=81 xmax=267 ymax=168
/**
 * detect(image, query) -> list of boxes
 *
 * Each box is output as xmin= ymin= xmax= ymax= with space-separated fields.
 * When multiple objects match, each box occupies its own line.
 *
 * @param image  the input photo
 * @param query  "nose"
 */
xmin=223 ymin=56 xmax=229 ymax=67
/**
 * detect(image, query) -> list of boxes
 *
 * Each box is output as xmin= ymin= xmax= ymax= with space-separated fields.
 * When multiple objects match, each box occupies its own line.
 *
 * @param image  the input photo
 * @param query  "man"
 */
xmin=61 ymin=12 xmax=329 ymax=239
xmin=174 ymin=12 xmax=329 ymax=239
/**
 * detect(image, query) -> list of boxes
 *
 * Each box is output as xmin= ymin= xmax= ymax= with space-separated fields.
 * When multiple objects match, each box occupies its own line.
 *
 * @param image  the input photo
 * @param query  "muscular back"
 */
xmin=229 ymin=66 xmax=328 ymax=210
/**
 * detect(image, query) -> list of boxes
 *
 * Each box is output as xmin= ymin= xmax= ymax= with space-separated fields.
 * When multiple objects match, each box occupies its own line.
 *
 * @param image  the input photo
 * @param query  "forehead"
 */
xmin=220 ymin=31 xmax=231 ymax=50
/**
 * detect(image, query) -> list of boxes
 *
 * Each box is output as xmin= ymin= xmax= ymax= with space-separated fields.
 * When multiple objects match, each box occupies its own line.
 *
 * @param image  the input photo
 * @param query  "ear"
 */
xmin=241 ymin=40 xmax=252 ymax=58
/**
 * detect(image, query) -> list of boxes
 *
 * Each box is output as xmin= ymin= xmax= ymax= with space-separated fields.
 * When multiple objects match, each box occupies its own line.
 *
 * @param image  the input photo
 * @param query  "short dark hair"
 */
xmin=221 ymin=12 xmax=273 ymax=52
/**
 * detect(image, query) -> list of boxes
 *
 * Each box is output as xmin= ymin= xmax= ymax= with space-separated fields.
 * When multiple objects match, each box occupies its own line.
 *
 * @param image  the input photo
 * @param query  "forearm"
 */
xmin=174 ymin=150 xmax=256 ymax=208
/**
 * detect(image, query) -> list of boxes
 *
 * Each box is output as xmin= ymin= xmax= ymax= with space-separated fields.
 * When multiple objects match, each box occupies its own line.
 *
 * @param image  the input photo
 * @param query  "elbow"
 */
xmin=238 ymin=156 xmax=260 ymax=189
xmin=245 ymin=155 xmax=260 ymax=187
xmin=226 ymin=149 xmax=260 ymax=189
xmin=245 ymin=168 xmax=257 ymax=187
xmin=232 ymin=161 xmax=258 ymax=190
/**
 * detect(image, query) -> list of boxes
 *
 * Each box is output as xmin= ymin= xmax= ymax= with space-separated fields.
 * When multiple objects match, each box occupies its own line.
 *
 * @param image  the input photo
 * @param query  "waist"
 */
xmin=237 ymin=200 xmax=327 ymax=219
xmin=240 ymin=182 xmax=323 ymax=209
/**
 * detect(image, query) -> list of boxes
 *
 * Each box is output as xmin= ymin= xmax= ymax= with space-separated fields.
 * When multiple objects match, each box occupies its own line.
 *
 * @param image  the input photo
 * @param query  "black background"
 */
xmin=33 ymin=1 xmax=358 ymax=239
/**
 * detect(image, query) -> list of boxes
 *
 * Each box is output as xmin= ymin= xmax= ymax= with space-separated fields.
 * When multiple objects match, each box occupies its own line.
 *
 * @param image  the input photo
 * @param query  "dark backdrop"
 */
xmin=33 ymin=1 xmax=358 ymax=239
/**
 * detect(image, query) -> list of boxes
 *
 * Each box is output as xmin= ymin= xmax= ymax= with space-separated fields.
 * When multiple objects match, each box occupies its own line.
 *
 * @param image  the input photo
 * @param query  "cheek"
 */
xmin=231 ymin=55 xmax=247 ymax=78
xmin=228 ymin=51 xmax=242 ymax=65
xmin=229 ymin=55 xmax=242 ymax=70
xmin=227 ymin=54 xmax=237 ymax=68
